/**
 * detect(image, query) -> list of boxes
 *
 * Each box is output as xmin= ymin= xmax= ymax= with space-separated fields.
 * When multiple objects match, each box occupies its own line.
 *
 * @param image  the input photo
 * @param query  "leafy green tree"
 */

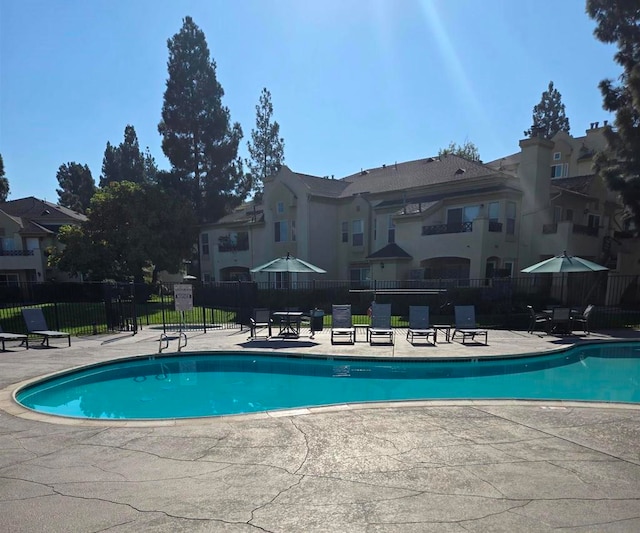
xmin=52 ymin=181 xmax=197 ymax=281
xmin=56 ymin=162 xmax=96 ymax=213
xmin=158 ymin=16 xmax=246 ymax=223
xmin=99 ymin=125 xmax=155 ymax=186
xmin=587 ymin=0 xmax=640 ymax=230
xmin=524 ymin=81 xmax=571 ymax=138
xmin=0 ymin=153 xmax=9 ymax=202
xmin=438 ymin=140 xmax=481 ymax=162
xmin=246 ymin=87 xmax=285 ymax=198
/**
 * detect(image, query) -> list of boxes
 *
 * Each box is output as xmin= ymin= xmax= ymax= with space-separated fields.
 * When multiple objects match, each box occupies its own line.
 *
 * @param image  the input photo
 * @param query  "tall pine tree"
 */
xmin=158 ymin=16 xmax=245 ymax=223
xmin=524 ymin=81 xmax=571 ymax=139
xmin=246 ymin=87 xmax=285 ymax=198
xmin=587 ymin=0 xmax=640 ymax=231
xmin=100 ymin=125 xmax=154 ymax=186
xmin=56 ymin=162 xmax=95 ymax=213
xmin=0 ymin=153 xmax=9 ymax=202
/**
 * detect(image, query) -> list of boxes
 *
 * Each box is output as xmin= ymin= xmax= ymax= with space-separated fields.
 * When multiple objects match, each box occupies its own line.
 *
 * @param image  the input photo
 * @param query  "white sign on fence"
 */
xmin=174 ymin=284 xmax=193 ymax=312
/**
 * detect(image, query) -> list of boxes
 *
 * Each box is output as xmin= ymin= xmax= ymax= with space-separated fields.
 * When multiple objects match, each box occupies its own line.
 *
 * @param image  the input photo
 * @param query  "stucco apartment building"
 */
xmin=201 ymin=124 xmax=638 ymax=286
xmin=0 ymin=197 xmax=87 ymax=283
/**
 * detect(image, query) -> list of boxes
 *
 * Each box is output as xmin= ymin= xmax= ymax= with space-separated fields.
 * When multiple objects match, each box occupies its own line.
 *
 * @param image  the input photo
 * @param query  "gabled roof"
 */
xmin=213 ymin=202 xmax=264 ymax=226
xmin=1 ymin=196 xmax=87 ymax=222
xmin=338 ymin=155 xmax=504 ymax=197
xmin=366 ymin=243 xmax=412 ymax=260
xmin=293 ymin=171 xmax=350 ymax=198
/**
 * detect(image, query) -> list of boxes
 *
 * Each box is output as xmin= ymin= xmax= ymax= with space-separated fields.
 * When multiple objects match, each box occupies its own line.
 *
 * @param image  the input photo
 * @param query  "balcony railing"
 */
xmin=0 ymin=249 xmax=34 ymax=256
xmin=488 ymin=221 xmax=503 ymax=232
xmin=422 ymin=221 xmax=472 ymax=235
xmin=572 ymin=224 xmax=599 ymax=237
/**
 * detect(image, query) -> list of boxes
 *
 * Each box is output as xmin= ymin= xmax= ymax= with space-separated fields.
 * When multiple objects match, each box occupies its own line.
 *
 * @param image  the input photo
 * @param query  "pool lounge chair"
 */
xmin=22 ymin=308 xmax=71 ymax=347
xmin=406 ymin=306 xmax=436 ymax=345
xmin=452 ymin=305 xmax=487 ymax=345
xmin=248 ymin=308 xmax=272 ymax=340
xmin=331 ymin=304 xmax=355 ymax=344
xmin=0 ymin=326 xmax=29 ymax=351
xmin=369 ymin=303 xmax=394 ymax=345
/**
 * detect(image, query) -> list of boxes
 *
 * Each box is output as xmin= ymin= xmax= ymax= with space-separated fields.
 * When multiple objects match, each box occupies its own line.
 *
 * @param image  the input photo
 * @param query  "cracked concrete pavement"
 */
xmin=0 ymin=325 xmax=639 ymax=532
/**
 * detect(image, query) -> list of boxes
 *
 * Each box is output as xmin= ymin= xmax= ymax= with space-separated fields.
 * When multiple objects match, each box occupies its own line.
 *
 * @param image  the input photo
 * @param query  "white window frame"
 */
xmin=201 ymin=233 xmax=210 ymax=256
xmin=341 ymin=221 xmax=349 ymax=243
xmin=551 ymin=163 xmax=568 ymax=178
xmin=387 ymin=215 xmax=395 ymax=244
xmin=506 ymin=201 xmax=516 ymax=235
xmin=553 ymin=152 xmax=562 ymax=161
xmin=276 ymin=201 xmax=284 ymax=214
xmin=274 ymin=220 xmax=288 ymax=242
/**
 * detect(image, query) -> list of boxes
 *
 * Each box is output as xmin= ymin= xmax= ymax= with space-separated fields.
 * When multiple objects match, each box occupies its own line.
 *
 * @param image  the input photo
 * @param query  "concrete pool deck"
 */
xmin=1 ymin=326 xmax=639 ymax=531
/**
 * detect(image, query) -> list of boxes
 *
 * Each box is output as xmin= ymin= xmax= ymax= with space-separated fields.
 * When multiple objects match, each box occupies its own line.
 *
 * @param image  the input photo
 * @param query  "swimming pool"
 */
xmin=15 ymin=342 xmax=640 ymax=420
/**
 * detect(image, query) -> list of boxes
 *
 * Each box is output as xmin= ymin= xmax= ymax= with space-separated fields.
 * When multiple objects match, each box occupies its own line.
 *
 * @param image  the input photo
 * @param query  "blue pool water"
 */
xmin=16 ymin=342 xmax=640 ymax=420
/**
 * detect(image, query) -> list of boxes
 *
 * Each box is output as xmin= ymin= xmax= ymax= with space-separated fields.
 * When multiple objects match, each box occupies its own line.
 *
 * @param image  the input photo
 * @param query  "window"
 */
xmin=551 ymin=163 xmax=568 ymax=178
xmin=276 ymin=201 xmax=284 ymax=213
xmin=502 ymin=262 xmax=514 ymax=277
xmin=274 ymin=220 xmax=288 ymax=242
xmin=387 ymin=215 xmax=395 ymax=243
xmin=0 ymin=273 xmax=19 ymax=286
xmin=506 ymin=201 xmax=516 ymax=235
xmin=488 ymin=202 xmax=500 ymax=222
xmin=565 ymin=209 xmax=573 ymax=222
xmin=352 ymin=220 xmax=363 ymax=246
xmin=553 ymin=206 xmax=562 ymax=224
xmin=0 ymin=237 xmax=15 ymax=251
xmin=291 ymin=220 xmax=296 ymax=241
xmin=588 ymin=214 xmax=600 ymax=229
xmin=373 ymin=217 xmax=377 ymax=241
xmin=349 ymin=266 xmax=370 ymax=283
xmin=553 ymin=152 xmax=561 ymax=160
xmin=201 ymin=233 xmax=209 ymax=256
xmin=341 ymin=221 xmax=349 ymax=243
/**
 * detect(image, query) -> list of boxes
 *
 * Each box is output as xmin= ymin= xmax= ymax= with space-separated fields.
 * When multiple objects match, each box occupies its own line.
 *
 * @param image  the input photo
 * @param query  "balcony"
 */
xmin=0 ymin=249 xmax=34 ymax=256
xmin=422 ymin=222 xmax=472 ymax=235
xmin=488 ymin=221 xmax=503 ymax=232
xmin=572 ymin=224 xmax=599 ymax=237
xmin=218 ymin=234 xmax=249 ymax=253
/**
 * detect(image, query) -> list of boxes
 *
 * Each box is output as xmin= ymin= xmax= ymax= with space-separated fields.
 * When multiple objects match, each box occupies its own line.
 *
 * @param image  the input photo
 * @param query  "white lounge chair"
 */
xmin=22 ymin=308 xmax=71 ymax=347
xmin=452 ymin=305 xmax=487 ymax=345
xmin=330 ymin=304 xmax=355 ymax=344
xmin=369 ymin=303 xmax=394 ymax=345
xmin=406 ymin=306 xmax=436 ymax=345
xmin=0 ymin=325 xmax=29 ymax=351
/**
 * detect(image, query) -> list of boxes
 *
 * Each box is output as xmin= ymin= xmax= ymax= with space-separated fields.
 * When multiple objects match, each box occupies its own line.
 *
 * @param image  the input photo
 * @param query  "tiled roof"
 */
xmin=215 ymin=203 xmax=264 ymax=225
xmin=337 ymin=155 xmax=502 ymax=197
xmin=551 ymin=175 xmax=594 ymax=195
xmin=293 ymin=172 xmax=350 ymax=198
xmin=366 ymin=243 xmax=412 ymax=260
xmin=1 ymin=196 xmax=87 ymax=221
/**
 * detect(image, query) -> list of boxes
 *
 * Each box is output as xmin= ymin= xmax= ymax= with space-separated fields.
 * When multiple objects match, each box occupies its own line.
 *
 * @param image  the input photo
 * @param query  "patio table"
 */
xmin=272 ymin=311 xmax=304 ymax=338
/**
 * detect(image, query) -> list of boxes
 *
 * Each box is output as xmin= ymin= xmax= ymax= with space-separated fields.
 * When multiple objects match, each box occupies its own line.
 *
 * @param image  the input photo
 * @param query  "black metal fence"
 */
xmin=1 ymin=273 xmax=639 ymax=336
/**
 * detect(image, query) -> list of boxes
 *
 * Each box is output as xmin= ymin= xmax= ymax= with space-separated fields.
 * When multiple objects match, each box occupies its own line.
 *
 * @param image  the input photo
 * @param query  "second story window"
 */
xmin=551 ymin=163 xmax=568 ymax=178
xmin=201 ymin=233 xmax=209 ymax=256
xmin=553 ymin=152 xmax=562 ymax=160
xmin=506 ymin=201 xmax=516 ymax=235
xmin=388 ymin=215 xmax=395 ymax=244
xmin=352 ymin=219 xmax=364 ymax=246
xmin=341 ymin=221 xmax=349 ymax=243
xmin=291 ymin=220 xmax=296 ymax=242
xmin=275 ymin=220 xmax=288 ymax=242
xmin=277 ymin=201 xmax=284 ymax=214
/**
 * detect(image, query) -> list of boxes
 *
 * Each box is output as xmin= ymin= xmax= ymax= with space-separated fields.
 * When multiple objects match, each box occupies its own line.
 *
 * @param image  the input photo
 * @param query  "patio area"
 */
xmin=1 ymin=326 xmax=639 ymax=532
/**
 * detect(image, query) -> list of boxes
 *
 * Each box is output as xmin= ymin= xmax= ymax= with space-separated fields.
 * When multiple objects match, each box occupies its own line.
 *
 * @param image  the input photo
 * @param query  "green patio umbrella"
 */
xmin=521 ymin=251 xmax=608 ymax=304
xmin=521 ymin=251 xmax=609 ymax=274
xmin=250 ymin=252 xmax=327 ymax=274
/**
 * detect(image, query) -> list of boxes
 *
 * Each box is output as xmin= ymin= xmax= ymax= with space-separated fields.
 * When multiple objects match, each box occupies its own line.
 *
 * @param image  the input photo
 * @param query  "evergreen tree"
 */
xmin=587 ymin=0 xmax=640 ymax=231
xmin=55 ymin=162 xmax=96 ymax=213
xmin=0 ymin=153 xmax=9 ymax=202
xmin=438 ymin=140 xmax=481 ymax=162
xmin=524 ymin=81 xmax=571 ymax=138
xmin=158 ymin=16 xmax=245 ymax=223
xmin=99 ymin=125 xmax=153 ymax=186
xmin=246 ymin=87 xmax=285 ymax=198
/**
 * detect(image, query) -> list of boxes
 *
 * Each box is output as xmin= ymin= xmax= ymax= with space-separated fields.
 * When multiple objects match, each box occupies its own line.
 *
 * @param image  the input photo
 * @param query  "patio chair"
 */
xmin=527 ymin=305 xmax=550 ymax=334
xmin=22 ymin=308 xmax=71 ymax=347
xmin=452 ymin=305 xmax=488 ymax=345
xmin=0 ymin=325 xmax=29 ymax=351
xmin=248 ymin=308 xmax=272 ymax=340
xmin=369 ymin=303 xmax=394 ymax=345
xmin=571 ymin=304 xmax=594 ymax=334
xmin=406 ymin=306 xmax=436 ymax=345
xmin=330 ymin=304 xmax=355 ymax=344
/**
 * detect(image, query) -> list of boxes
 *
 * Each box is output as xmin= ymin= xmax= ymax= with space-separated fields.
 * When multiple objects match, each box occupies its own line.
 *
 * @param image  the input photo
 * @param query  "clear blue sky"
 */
xmin=1 ymin=0 xmax=620 ymax=203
